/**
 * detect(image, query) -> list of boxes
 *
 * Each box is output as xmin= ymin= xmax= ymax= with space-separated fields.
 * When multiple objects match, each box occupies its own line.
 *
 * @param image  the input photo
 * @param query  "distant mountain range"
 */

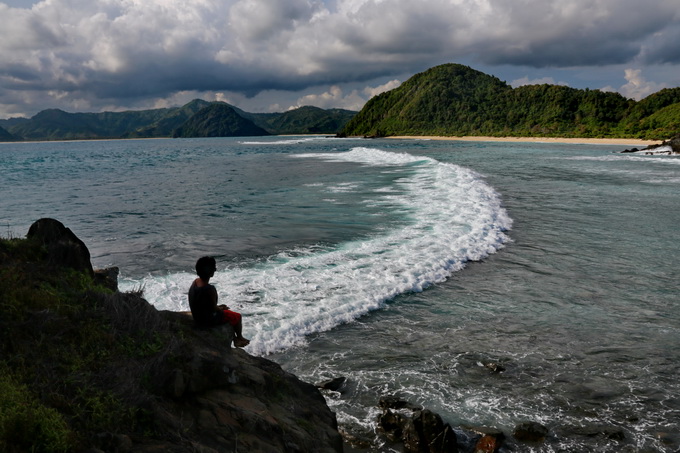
xmin=3 ymin=63 xmax=679 ymax=142
xmin=0 ymin=100 xmax=357 ymax=142
xmin=339 ymin=64 xmax=680 ymax=140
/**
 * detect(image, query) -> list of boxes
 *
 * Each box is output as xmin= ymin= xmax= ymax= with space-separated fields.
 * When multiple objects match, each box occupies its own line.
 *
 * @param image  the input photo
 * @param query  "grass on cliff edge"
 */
xmin=0 ymin=236 xmax=182 ymax=452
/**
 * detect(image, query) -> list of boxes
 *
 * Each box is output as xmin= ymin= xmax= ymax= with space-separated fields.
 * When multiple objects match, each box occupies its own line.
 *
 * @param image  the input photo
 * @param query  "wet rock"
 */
xmin=475 ymin=434 xmax=502 ymax=453
xmin=379 ymin=409 xmax=411 ymax=443
xmin=622 ymin=134 xmax=680 ymax=154
xmin=468 ymin=427 xmax=505 ymax=452
xmin=378 ymin=403 xmax=457 ymax=453
xmin=571 ymin=423 xmax=626 ymax=441
xmin=378 ymin=396 xmax=423 ymax=411
xmin=484 ymin=362 xmax=506 ymax=373
xmin=513 ymin=421 xmax=549 ymax=443
xmin=317 ymin=376 xmax=347 ymax=392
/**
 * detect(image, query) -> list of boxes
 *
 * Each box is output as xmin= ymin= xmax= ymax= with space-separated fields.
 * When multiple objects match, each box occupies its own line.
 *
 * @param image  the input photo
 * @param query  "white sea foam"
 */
xmin=567 ymin=154 xmax=680 ymax=165
xmin=239 ymin=137 xmax=323 ymax=145
xmin=121 ymin=147 xmax=512 ymax=355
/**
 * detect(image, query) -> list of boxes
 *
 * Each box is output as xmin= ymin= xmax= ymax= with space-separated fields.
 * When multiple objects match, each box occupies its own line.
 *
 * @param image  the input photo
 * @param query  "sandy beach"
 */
xmin=388 ymin=135 xmax=658 ymax=146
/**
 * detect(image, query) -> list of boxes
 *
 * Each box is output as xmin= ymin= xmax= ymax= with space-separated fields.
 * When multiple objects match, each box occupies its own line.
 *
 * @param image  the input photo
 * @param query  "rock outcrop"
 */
xmin=155 ymin=311 xmax=344 ymax=452
xmin=26 ymin=218 xmax=94 ymax=276
xmin=622 ymin=134 xmax=680 ymax=154
xmin=4 ymin=219 xmax=343 ymax=453
xmin=378 ymin=397 xmax=458 ymax=453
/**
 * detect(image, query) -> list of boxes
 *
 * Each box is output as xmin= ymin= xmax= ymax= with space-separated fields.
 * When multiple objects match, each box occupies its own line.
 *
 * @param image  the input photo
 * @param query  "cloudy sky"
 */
xmin=1 ymin=0 xmax=679 ymax=118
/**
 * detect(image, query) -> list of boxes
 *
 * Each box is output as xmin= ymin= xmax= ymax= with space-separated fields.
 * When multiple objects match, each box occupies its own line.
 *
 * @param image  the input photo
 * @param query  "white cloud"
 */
xmin=290 ymin=79 xmax=402 ymax=111
xmin=1 ymin=0 xmax=679 ymax=117
xmin=293 ymin=86 xmax=364 ymax=111
xmin=363 ymin=79 xmax=402 ymax=98
xmin=619 ymin=68 xmax=667 ymax=100
xmin=510 ymin=76 xmax=569 ymax=88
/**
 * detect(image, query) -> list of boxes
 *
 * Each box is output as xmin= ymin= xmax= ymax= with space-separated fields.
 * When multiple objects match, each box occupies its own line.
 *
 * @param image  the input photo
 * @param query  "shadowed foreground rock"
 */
xmin=27 ymin=218 xmax=94 ymax=276
xmin=156 ymin=312 xmax=344 ymax=453
xmin=8 ymin=219 xmax=343 ymax=453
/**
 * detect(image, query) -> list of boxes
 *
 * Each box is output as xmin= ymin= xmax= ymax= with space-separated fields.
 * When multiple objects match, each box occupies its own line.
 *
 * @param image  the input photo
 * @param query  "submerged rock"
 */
xmin=484 ymin=362 xmax=506 ymax=373
xmin=317 ymin=376 xmax=348 ymax=392
xmin=513 ymin=421 xmax=549 ymax=443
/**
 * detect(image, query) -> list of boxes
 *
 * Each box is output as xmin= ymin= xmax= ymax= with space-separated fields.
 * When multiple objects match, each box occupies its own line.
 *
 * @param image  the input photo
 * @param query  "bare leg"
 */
xmin=233 ymin=319 xmax=250 ymax=347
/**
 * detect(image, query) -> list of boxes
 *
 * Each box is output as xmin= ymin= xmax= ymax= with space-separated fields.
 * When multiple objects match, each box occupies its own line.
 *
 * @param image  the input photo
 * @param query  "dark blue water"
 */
xmin=1 ymin=137 xmax=678 ymax=451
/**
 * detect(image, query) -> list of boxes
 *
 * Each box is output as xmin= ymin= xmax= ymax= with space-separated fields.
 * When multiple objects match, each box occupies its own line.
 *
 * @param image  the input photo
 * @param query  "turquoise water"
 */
xmin=1 ymin=137 xmax=678 ymax=451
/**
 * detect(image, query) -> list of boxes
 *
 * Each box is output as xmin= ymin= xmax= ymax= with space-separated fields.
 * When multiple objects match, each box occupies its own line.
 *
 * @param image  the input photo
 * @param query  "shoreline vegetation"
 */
xmin=387 ymin=135 xmax=659 ymax=146
xmin=0 ymin=134 xmax=661 ymax=147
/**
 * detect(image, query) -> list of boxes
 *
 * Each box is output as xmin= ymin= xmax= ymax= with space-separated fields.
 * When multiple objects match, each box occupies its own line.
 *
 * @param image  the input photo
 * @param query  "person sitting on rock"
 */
xmin=188 ymin=256 xmax=250 ymax=348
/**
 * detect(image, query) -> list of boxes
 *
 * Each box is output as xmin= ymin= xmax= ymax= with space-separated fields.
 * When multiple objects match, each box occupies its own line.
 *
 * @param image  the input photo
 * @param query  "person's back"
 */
xmin=188 ymin=282 xmax=218 ymax=327
xmin=188 ymin=256 xmax=250 ymax=347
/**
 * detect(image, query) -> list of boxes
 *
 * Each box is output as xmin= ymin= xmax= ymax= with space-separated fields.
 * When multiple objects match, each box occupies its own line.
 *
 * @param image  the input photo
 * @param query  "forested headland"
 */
xmin=339 ymin=64 xmax=680 ymax=140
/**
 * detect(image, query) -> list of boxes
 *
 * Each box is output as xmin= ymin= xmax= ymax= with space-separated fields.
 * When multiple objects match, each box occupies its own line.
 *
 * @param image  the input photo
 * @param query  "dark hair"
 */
xmin=195 ymin=256 xmax=216 ymax=280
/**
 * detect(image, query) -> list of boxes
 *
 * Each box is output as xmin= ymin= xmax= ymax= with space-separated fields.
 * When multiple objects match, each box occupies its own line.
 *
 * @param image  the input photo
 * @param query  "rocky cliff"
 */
xmin=0 ymin=219 xmax=343 ymax=452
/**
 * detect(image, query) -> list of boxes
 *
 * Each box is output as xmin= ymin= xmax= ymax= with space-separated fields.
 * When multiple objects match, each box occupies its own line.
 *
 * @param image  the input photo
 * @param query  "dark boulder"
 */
xmin=660 ymin=134 xmax=680 ymax=153
xmin=94 ymin=266 xmax=119 ymax=292
xmin=406 ymin=409 xmax=457 ymax=453
xmin=378 ymin=396 xmax=423 ymax=411
xmin=317 ymin=376 xmax=347 ymax=392
xmin=570 ymin=423 xmax=626 ymax=441
xmin=27 ymin=218 xmax=94 ymax=276
xmin=513 ymin=421 xmax=549 ymax=443
xmin=378 ymin=402 xmax=457 ymax=453
xmin=623 ymin=134 xmax=680 ymax=154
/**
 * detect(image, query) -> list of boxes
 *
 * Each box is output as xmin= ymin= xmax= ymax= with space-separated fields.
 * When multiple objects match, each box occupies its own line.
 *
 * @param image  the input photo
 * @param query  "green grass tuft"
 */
xmin=0 ymin=236 xmax=181 ymax=450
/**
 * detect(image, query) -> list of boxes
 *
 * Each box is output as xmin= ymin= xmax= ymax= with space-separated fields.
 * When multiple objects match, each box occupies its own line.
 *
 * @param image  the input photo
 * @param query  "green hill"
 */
xmin=341 ymin=64 xmax=512 ymax=137
xmin=122 ymin=99 xmax=212 ymax=138
xmin=2 ymin=102 xmax=355 ymax=141
xmin=617 ymin=88 xmax=680 ymax=138
xmin=7 ymin=108 xmax=170 ymax=141
xmin=172 ymin=103 xmax=270 ymax=137
xmin=246 ymin=106 xmax=356 ymax=134
xmin=0 ymin=125 xmax=17 ymax=141
xmin=340 ymin=63 xmax=679 ymax=140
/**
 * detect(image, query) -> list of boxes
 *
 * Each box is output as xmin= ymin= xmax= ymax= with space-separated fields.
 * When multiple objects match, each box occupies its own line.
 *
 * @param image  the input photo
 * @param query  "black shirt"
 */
xmin=188 ymin=281 xmax=219 ymax=326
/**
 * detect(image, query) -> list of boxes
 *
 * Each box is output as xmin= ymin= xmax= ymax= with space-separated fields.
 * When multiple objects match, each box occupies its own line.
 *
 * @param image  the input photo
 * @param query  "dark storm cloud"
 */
xmin=0 ymin=0 xmax=678 ymax=117
xmin=640 ymin=26 xmax=680 ymax=64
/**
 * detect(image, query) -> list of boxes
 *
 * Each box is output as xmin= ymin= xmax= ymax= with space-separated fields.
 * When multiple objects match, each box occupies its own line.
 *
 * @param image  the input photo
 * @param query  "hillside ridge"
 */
xmin=340 ymin=63 xmax=680 ymax=140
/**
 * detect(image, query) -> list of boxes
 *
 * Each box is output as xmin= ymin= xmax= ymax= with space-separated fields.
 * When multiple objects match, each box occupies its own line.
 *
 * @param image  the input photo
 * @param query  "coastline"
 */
xmin=387 ymin=135 xmax=658 ymax=146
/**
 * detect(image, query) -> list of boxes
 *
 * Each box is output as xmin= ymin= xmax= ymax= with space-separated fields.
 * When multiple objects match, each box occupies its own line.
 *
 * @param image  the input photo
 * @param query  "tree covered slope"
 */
xmin=340 ymin=64 xmax=680 ymax=140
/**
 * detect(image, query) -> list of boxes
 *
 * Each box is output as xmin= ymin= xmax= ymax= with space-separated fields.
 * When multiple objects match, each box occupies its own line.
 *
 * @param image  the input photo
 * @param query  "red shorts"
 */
xmin=218 ymin=309 xmax=241 ymax=327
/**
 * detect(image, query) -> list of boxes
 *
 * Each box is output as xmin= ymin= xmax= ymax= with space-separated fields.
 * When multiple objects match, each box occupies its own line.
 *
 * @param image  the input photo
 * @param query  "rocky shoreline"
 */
xmin=3 ymin=219 xmax=658 ymax=452
xmin=621 ymin=134 xmax=680 ymax=155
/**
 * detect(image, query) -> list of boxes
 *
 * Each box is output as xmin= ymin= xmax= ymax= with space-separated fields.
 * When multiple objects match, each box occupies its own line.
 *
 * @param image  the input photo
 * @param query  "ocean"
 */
xmin=1 ymin=136 xmax=678 ymax=452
